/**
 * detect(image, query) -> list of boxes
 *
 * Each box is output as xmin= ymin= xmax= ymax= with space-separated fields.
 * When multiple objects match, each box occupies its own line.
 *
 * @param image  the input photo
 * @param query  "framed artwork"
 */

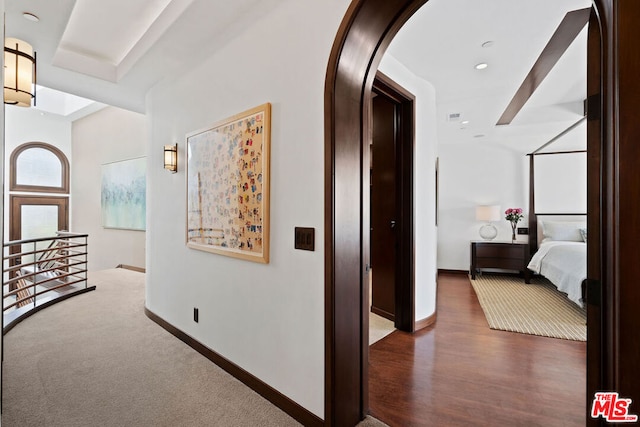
xmin=101 ymin=157 xmax=146 ymax=231
xmin=186 ymin=103 xmax=271 ymax=263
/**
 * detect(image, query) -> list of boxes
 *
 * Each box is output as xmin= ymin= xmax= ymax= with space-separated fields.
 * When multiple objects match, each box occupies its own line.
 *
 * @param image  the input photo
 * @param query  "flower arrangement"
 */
xmin=505 ymin=208 xmax=524 ymax=241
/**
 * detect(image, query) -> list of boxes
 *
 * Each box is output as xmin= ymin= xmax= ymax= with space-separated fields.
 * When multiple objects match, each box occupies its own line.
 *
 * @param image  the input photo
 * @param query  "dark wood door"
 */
xmin=371 ymin=93 xmax=398 ymax=320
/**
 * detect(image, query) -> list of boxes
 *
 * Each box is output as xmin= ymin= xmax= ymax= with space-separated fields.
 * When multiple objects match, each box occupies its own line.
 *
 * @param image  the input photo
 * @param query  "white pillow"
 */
xmin=579 ymin=228 xmax=587 ymax=242
xmin=541 ymin=221 xmax=586 ymax=242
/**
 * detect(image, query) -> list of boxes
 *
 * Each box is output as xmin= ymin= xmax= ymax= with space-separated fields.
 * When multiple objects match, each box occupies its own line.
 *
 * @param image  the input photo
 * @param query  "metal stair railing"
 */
xmin=2 ymin=232 xmax=92 ymax=333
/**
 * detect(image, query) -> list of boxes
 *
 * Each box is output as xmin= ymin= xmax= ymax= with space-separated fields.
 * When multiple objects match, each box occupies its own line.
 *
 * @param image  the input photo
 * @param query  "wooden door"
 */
xmin=370 ymin=73 xmax=415 ymax=331
xmin=371 ymin=93 xmax=398 ymax=320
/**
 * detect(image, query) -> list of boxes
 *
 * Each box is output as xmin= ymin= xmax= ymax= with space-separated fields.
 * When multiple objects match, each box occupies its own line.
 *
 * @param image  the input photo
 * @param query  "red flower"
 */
xmin=505 ymin=207 xmax=524 ymax=223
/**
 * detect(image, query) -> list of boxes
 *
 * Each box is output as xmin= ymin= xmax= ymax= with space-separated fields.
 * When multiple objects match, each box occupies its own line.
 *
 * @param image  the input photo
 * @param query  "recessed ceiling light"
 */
xmin=475 ymin=63 xmax=488 ymax=70
xmin=461 ymin=120 xmax=470 ymax=125
xmin=474 ymin=134 xmax=485 ymax=138
xmin=481 ymin=41 xmax=494 ymax=48
xmin=23 ymin=12 xmax=40 ymax=22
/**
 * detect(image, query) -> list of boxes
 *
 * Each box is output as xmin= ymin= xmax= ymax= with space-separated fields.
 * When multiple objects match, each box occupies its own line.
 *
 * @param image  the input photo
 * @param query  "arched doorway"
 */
xmin=323 ymin=1 xmax=640 ymax=426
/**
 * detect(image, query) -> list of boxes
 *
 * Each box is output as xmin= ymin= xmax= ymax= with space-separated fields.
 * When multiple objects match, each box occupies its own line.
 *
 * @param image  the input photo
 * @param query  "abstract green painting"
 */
xmin=101 ymin=157 xmax=146 ymax=231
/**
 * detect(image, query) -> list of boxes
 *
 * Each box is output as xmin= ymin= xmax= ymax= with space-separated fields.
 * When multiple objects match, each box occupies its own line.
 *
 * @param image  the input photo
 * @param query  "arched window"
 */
xmin=10 ymin=142 xmax=70 ymax=193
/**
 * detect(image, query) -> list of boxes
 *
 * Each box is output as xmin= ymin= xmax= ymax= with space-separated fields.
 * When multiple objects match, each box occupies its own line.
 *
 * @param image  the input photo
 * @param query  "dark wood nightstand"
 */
xmin=470 ymin=241 xmax=531 ymax=283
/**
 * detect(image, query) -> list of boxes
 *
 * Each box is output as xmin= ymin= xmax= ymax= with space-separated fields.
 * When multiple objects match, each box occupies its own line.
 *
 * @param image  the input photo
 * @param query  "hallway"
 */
xmin=2 ymin=269 xmax=301 ymax=426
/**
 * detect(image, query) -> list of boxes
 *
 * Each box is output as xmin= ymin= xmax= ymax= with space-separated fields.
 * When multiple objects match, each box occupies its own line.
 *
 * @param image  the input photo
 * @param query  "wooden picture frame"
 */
xmin=186 ymin=103 xmax=271 ymax=263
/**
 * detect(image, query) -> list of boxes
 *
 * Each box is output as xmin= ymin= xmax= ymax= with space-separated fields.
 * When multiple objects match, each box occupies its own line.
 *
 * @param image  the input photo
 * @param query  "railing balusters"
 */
xmin=33 ymin=240 xmax=37 ymax=308
xmin=2 ymin=232 xmax=91 ymax=333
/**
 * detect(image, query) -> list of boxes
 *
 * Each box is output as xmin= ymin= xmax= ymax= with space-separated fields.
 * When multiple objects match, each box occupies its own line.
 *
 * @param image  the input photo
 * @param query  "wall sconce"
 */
xmin=164 ymin=143 xmax=178 ymax=173
xmin=4 ymin=38 xmax=36 ymax=107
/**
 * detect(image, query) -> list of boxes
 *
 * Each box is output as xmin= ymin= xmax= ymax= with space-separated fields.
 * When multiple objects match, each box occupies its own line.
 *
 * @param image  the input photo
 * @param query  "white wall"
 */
xmin=71 ymin=106 xmax=146 ymax=271
xmin=436 ymin=140 xmax=587 ymax=271
xmin=378 ymin=55 xmax=439 ymax=321
xmin=145 ymin=0 xmax=350 ymax=418
xmin=437 ymin=143 xmax=528 ymax=270
xmin=4 ymin=107 xmax=72 ymax=240
xmin=534 ymin=152 xmax=586 ymax=213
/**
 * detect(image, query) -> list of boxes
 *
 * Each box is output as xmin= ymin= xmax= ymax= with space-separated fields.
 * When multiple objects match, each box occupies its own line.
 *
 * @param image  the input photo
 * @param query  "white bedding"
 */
xmin=527 ymin=240 xmax=586 ymax=308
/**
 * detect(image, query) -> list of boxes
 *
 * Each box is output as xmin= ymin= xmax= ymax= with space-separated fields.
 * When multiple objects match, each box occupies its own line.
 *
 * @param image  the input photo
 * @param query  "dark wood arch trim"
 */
xmin=9 ymin=142 xmax=70 ymax=194
xmin=594 ymin=1 xmax=640 ymax=423
xmin=585 ymin=7 xmax=603 ymax=426
xmin=324 ymin=1 xmax=427 ymax=425
xmin=323 ymin=1 xmax=640 ymax=426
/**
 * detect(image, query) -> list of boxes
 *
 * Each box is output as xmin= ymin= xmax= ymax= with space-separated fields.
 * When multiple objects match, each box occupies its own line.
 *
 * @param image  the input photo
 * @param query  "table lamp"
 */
xmin=476 ymin=205 xmax=500 ymax=240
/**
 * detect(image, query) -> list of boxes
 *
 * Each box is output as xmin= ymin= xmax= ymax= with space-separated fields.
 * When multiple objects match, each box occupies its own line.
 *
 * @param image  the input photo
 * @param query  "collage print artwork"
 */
xmin=187 ymin=103 xmax=270 ymax=263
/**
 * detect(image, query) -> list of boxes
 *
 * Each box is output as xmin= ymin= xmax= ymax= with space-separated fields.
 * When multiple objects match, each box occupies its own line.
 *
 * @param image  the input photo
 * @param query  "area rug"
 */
xmin=470 ymin=274 xmax=586 ymax=341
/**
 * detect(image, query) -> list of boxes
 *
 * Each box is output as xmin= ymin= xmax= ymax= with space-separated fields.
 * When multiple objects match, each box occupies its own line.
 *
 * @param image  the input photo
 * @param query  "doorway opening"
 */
xmin=324 ymin=1 xmax=607 ymax=426
xmin=369 ymin=72 xmax=415 ymax=336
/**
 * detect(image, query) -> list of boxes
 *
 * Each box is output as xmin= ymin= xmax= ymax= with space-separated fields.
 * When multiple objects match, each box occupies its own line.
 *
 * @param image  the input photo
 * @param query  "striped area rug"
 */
xmin=470 ymin=274 xmax=586 ymax=341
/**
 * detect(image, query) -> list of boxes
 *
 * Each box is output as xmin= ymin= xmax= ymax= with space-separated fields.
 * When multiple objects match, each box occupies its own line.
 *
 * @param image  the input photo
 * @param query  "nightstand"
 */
xmin=470 ymin=241 xmax=531 ymax=283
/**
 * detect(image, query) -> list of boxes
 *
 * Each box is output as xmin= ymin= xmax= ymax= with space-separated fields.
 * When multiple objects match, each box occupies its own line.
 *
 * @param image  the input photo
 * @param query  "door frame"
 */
xmin=369 ymin=71 xmax=415 ymax=332
xmin=8 ymin=195 xmax=69 ymax=290
xmin=323 ymin=1 xmax=635 ymax=426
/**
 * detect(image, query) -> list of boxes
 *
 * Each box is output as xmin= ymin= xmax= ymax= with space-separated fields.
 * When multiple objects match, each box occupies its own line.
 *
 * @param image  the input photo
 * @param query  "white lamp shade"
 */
xmin=476 ymin=205 xmax=501 ymax=222
xmin=4 ymin=38 xmax=35 ymax=107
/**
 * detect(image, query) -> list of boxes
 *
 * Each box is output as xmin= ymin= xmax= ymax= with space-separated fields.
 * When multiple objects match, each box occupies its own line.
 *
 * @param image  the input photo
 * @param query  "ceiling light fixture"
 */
xmin=4 ymin=38 xmax=37 ymax=107
xmin=23 ymin=13 xmax=40 ymax=22
xmin=481 ymin=41 xmax=494 ymax=48
xmin=475 ymin=63 xmax=488 ymax=70
xmin=461 ymin=120 xmax=470 ymax=125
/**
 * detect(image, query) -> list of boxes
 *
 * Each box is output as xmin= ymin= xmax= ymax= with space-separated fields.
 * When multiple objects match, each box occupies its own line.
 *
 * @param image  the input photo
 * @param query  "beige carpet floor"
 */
xmin=3 ymin=268 xmax=388 ymax=427
xmin=470 ymin=274 xmax=587 ymax=341
xmin=369 ymin=312 xmax=395 ymax=345
xmin=368 ymin=271 xmax=395 ymax=346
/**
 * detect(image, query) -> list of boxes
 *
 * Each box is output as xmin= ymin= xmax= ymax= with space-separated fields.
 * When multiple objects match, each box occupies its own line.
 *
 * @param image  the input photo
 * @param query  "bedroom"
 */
xmin=368 ymin=1 xmax=589 ymax=333
xmin=366 ymin=0 xmax=589 ymax=423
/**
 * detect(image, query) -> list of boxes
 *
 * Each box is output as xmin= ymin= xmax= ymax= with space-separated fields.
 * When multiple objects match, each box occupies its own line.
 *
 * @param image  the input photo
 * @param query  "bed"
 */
xmin=527 ymin=148 xmax=588 ymax=309
xmin=527 ymin=217 xmax=587 ymax=308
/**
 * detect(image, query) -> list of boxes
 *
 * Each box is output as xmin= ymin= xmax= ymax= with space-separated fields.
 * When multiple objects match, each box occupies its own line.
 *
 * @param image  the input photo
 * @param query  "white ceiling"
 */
xmin=5 ymin=0 xmax=287 ymax=113
xmin=6 ymin=0 xmax=590 ymax=152
xmin=386 ymin=0 xmax=591 ymax=154
xmin=57 ymin=0 xmax=173 ymax=66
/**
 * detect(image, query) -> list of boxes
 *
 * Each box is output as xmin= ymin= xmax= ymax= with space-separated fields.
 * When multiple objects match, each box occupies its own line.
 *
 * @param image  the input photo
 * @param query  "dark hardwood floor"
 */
xmin=369 ymin=272 xmax=586 ymax=426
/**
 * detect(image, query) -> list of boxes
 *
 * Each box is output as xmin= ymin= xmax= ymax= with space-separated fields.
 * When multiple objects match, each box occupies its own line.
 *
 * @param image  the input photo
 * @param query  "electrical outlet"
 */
xmin=194 ymin=307 xmax=199 ymax=323
xmin=517 ymin=227 xmax=529 ymax=235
